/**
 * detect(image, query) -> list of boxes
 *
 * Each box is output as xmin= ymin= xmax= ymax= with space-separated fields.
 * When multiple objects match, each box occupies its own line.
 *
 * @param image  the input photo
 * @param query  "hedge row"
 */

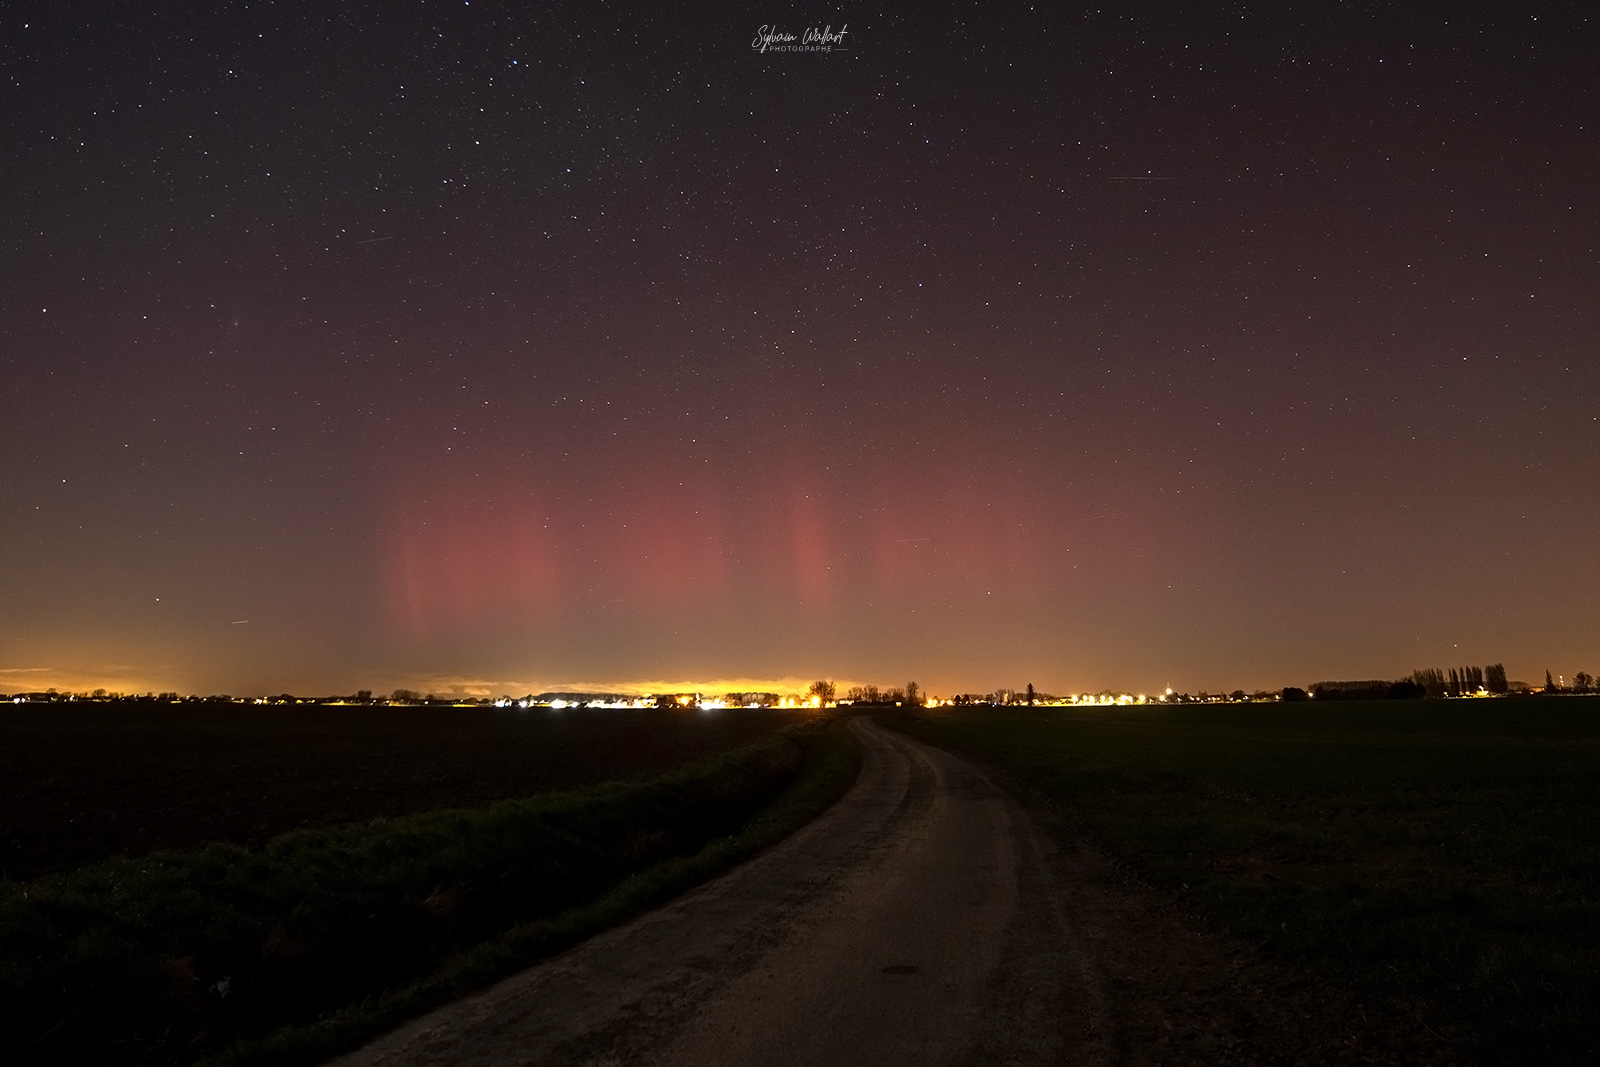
xmin=2 ymin=724 xmax=841 ymax=1066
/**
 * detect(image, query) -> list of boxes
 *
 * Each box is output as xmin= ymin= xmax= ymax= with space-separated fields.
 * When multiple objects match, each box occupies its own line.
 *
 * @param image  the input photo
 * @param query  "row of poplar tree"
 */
xmin=1409 ymin=664 xmax=1508 ymax=696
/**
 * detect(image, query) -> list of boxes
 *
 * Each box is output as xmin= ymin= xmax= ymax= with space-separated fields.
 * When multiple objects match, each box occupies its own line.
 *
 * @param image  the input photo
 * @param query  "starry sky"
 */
xmin=3 ymin=2 xmax=1596 ymax=700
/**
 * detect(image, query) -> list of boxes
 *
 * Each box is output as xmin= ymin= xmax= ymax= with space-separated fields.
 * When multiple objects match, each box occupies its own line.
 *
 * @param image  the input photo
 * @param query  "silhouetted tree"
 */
xmin=1411 ymin=668 xmax=1447 ymax=697
xmin=808 ymin=679 xmax=836 ymax=705
xmin=1026 ymin=682 xmax=1036 ymax=706
xmin=906 ymin=681 xmax=921 ymax=705
xmin=1574 ymin=672 xmax=1594 ymax=693
xmin=1282 ymin=687 xmax=1309 ymax=702
xmin=1486 ymin=663 xmax=1508 ymax=693
xmin=1545 ymin=669 xmax=1558 ymax=693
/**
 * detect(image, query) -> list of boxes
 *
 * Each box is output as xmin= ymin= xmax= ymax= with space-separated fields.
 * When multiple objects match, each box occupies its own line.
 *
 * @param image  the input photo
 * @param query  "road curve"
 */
xmin=328 ymin=716 xmax=1105 ymax=1067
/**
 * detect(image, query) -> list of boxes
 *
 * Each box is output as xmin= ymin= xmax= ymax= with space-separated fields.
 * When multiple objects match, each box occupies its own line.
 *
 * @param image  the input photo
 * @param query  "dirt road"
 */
xmin=330 ymin=717 xmax=1455 ymax=1067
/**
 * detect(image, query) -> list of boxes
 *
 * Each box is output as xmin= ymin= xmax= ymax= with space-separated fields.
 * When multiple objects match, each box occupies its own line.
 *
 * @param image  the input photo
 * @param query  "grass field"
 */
xmin=0 ymin=703 xmax=807 ymax=880
xmin=886 ymin=697 xmax=1600 ymax=1065
xmin=0 ymin=711 xmax=859 ymax=1067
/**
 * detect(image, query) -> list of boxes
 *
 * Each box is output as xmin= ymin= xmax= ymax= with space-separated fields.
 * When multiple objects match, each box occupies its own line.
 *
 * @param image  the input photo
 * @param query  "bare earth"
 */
xmin=329 ymin=717 xmax=1465 ymax=1067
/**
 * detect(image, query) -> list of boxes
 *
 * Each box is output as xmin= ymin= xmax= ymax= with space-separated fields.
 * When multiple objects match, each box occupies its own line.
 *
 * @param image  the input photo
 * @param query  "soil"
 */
xmin=328 ymin=717 xmax=1472 ymax=1066
xmin=980 ymin=776 xmax=1474 ymax=1067
xmin=0 ymin=703 xmax=803 ymax=881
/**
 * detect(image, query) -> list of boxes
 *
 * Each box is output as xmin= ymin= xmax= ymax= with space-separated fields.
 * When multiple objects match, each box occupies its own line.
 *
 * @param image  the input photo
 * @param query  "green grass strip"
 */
xmin=2 ymin=719 xmax=860 ymax=1067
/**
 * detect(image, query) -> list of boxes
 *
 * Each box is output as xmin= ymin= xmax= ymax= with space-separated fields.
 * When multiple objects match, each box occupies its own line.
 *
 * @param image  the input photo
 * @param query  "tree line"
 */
xmin=1543 ymin=669 xmax=1597 ymax=693
xmin=15 ymin=665 xmax=1600 ymax=709
xmin=809 ymin=680 xmax=924 ymax=705
xmin=1405 ymin=664 xmax=1509 ymax=697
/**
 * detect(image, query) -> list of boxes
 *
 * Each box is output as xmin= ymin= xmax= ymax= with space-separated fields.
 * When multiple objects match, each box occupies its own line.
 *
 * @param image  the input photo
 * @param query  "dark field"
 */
xmin=887 ymin=697 xmax=1600 ymax=1065
xmin=1 ymin=720 xmax=858 ymax=1067
xmin=0 ymin=703 xmax=807 ymax=881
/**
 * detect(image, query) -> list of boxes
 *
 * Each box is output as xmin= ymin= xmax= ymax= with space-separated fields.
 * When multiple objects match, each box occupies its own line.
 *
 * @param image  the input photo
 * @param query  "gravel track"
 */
xmin=328 ymin=716 xmax=1454 ymax=1067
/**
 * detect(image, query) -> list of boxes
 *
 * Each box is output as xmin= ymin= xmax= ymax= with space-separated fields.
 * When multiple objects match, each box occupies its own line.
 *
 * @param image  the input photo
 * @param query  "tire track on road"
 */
xmin=331 ymin=717 xmax=1098 ymax=1066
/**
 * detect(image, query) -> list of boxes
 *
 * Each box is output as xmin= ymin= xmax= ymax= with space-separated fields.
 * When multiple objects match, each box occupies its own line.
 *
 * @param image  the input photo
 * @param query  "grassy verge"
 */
xmin=2 ymin=718 xmax=860 ymax=1067
xmin=886 ymin=699 xmax=1600 ymax=1065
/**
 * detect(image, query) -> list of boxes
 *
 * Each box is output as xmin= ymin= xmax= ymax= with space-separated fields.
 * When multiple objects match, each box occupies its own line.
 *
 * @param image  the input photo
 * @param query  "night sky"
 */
xmin=3 ymin=2 xmax=1596 ymax=700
